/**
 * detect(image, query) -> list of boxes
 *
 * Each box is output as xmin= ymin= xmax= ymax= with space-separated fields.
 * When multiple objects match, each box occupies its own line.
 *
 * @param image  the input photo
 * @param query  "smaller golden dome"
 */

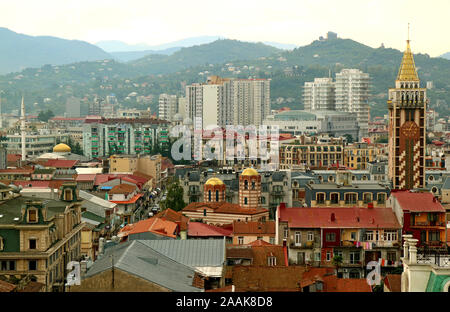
xmin=53 ymin=143 xmax=71 ymax=153
xmin=242 ymin=168 xmax=258 ymax=176
xmin=205 ymin=177 xmax=224 ymax=186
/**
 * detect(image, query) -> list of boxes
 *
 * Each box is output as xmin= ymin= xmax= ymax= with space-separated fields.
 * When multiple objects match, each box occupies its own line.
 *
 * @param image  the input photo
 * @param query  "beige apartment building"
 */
xmin=109 ymin=154 xmax=161 ymax=187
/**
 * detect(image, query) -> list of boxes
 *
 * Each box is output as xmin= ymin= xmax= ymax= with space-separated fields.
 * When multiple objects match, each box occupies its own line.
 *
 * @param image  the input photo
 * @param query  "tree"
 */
xmin=375 ymin=136 xmax=388 ymax=144
xmin=344 ymin=134 xmax=354 ymax=144
xmin=332 ymin=255 xmax=343 ymax=275
xmin=37 ymin=109 xmax=54 ymax=122
xmin=160 ymin=180 xmax=186 ymax=212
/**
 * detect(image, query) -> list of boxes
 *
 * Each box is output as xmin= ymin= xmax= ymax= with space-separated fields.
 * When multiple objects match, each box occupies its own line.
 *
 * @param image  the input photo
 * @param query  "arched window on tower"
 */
xmin=244 ymin=197 xmax=248 ymax=205
xmin=252 ymin=181 xmax=255 ymax=190
xmin=208 ymin=190 xmax=211 ymax=202
xmin=244 ymin=180 xmax=248 ymax=190
xmin=216 ymin=190 xmax=219 ymax=202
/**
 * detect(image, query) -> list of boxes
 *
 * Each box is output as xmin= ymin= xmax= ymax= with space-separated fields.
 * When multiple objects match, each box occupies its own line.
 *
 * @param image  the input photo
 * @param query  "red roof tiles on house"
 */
xmin=0 ymin=280 xmax=17 ymax=292
xmin=118 ymin=217 xmax=178 ymax=238
xmin=155 ymin=208 xmax=189 ymax=231
xmin=279 ymin=206 xmax=401 ymax=229
xmin=384 ymin=274 xmax=402 ymax=292
xmin=188 ymin=222 xmax=232 ymax=237
xmin=44 ymin=159 xmax=78 ymax=168
xmin=183 ymin=202 xmax=269 ymax=215
xmin=75 ymin=174 xmax=97 ymax=182
xmin=110 ymin=193 xmax=143 ymax=204
xmin=390 ymin=191 xmax=445 ymax=212
xmin=108 ymin=183 xmax=137 ymax=194
xmin=232 ymin=221 xmax=275 ymax=235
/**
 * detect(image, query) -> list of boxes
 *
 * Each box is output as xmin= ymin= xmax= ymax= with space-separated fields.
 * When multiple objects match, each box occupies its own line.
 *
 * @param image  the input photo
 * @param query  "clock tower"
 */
xmin=388 ymin=39 xmax=427 ymax=190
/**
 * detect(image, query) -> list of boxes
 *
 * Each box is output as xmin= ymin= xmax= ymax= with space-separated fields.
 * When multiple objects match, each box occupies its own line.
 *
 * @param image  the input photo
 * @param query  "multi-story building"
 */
xmin=305 ymin=171 xmax=390 ymax=208
xmin=264 ymin=110 xmax=359 ymax=139
xmin=109 ymin=154 xmax=162 ymax=187
xmin=276 ymin=203 xmax=402 ymax=278
xmin=343 ymin=142 xmax=376 ymax=170
xmin=0 ymin=182 xmax=83 ymax=292
xmin=65 ymin=96 xmax=81 ymax=118
xmin=82 ymin=117 xmax=170 ymax=159
xmin=186 ymin=76 xmax=270 ymax=128
xmin=303 ymin=78 xmax=335 ymax=111
xmin=388 ymin=190 xmax=446 ymax=250
xmin=158 ymin=94 xmax=178 ymax=122
xmin=279 ymin=136 xmax=345 ymax=170
xmin=335 ymin=69 xmax=370 ymax=139
xmin=387 ymin=40 xmax=427 ymax=190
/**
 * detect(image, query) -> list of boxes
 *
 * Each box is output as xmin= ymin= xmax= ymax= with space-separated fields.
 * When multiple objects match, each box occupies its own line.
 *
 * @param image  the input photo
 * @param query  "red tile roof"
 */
xmin=390 ymin=191 xmax=445 ymax=212
xmin=110 ymin=193 xmax=143 ymax=204
xmin=44 ymin=159 xmax=78 ymax=168
xmin=118 ymin=217 xmax=178 ymax=238
xmin=183 ymin=202 xmax=269 ymax=216
xmin=232 ymin=221 xmax=275 ymax=235
xmin=247 ymin=239 xmax=274 ymax=246
xmin=383 ymin=274 xmax=401 ymax=292
xmin=0 ymin=280 xmax=17 ymax=292
xmin=0 ymin=168 xmax=32 ymax=174
xmin=94 ymin=174 xmax=149 ymax=187
xmin=75 ymin=174 xmax=97 ymax=182
xmin=188 ymin=222 xmax=232 ymax=237
xmin=12 ymin=180 xmax=68 ymax=189
xmin=279 ymin=206 xmax=401 ymax=229
xmin=7 ymin=154 xmax=22 ymax=162
xmin=321 ymin=275 xmax=372 ymax=292
xmin=108 ymin=183 xmax=136 ymax=194
xmin=155 ymin=208 xmax=189 ymax=231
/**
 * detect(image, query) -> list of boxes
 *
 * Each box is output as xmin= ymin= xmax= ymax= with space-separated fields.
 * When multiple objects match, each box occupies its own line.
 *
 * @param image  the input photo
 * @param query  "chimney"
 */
xmin=330 ymin=213 xmax=336 ymax=222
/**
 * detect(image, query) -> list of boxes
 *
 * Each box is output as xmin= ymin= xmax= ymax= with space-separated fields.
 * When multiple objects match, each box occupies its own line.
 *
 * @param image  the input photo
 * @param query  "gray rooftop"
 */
xmin=86 ymin=240 xmax=202 ymax=292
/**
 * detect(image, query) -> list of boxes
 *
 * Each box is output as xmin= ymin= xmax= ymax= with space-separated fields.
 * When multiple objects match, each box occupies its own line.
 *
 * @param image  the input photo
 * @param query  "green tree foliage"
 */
xmin=37 ymin=109 xmax=54 ymax=122
xmin=375 ymin=136 xmax=388 ymax=143
xmin=160 ymin=180 xmax=186 ymax=212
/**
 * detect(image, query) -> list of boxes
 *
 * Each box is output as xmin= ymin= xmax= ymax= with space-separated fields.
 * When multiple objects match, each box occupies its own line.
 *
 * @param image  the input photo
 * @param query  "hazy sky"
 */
xmin=2 ymin=0 xmax=449 ymax=56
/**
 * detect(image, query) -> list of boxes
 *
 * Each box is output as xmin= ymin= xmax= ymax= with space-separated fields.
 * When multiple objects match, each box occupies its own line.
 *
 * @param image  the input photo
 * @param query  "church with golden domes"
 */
xmin=182 ymin=167 xmax=270 ymax=225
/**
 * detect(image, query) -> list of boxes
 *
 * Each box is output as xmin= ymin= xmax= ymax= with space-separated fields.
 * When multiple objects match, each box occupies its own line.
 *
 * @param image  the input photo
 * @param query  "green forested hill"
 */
xmin=0 ymin=37 xmax=449 ymax=119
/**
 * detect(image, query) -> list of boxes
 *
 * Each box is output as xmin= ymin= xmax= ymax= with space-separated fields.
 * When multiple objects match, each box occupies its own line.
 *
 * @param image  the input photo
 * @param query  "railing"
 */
xmin=417 ymin=253 xmax=450 ymax=267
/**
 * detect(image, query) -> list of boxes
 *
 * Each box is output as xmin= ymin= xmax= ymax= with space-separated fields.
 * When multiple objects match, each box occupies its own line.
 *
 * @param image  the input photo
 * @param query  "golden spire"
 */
xmin=396 ymin=26 xmax=419 ymax=82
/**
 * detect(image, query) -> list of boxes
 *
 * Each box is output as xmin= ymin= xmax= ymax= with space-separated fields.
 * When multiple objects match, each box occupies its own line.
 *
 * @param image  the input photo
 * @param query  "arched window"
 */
xmin=216 ymin=190 xmax=219 ymax=202
xmin=208 ymin=190 xmax=211 ymax=202
xmin=252 ymin=181 xmax=256 ymax=190
xmin=244 ymin=180 xmax=248 ymax=190
xmin=244 ymin=197 xmax=248 ymax=205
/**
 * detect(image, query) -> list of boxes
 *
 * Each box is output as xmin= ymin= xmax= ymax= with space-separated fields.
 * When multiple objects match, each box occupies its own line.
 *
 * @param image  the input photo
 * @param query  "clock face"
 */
xmin=401 ymin=121 xmax=419 ymax=138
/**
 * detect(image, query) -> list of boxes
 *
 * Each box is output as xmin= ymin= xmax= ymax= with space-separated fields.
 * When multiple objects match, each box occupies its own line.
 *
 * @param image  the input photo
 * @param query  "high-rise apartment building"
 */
xmin=65 ymin=96 xmax=81 ymax=117
xmin=303 ymin=78 xmax=335 ymax=111
xmin=388 ymin=40 xmax=427 ymax=190
xmin=158 ymin=94 xmax=178 ymax=122
xmin=335 ymin=69 xmax=370 ymax=139
xmin=185 ymin=76 xmax=270 ymax=128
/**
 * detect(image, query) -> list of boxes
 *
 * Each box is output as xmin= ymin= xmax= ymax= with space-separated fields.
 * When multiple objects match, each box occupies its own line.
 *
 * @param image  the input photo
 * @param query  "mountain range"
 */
xmin=0 ymin=29 xmax=449 ymax=120
xmin=0 ymin=27 xmax=111 ymax=75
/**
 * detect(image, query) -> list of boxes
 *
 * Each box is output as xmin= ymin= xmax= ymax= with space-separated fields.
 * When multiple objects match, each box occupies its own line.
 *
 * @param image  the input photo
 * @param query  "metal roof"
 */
xmin=140 ymin=239 xmax=225 ymax=267
xmin=86 ymin=240 xmax=202 ymax=292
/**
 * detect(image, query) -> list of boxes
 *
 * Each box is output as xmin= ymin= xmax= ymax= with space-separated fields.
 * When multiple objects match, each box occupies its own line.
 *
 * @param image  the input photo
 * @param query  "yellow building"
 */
xmin=343 ymin=143 xmax=376 ymax=170
xmin=109 ymin=154 xmax=161 ymax=187
xmin=0 ymin=182 xmax=83 ymax=292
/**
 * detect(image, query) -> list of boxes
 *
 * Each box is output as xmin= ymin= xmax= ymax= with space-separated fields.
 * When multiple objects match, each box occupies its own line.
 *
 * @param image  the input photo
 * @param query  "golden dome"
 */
xmin=242 ymin=168 xmax=258 ymax=176
xmin=205 ymin=177 xmax=224 ymax=186
xmin=53 ymin=143 xmax=71 ymax=153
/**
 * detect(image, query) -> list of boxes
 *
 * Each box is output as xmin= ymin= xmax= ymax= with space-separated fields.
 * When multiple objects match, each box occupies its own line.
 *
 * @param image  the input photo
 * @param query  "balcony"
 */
xmin=289 ymin=241 xmax=316 ymax=249
xmin=411 ymin=221 xmax=446 ymax=228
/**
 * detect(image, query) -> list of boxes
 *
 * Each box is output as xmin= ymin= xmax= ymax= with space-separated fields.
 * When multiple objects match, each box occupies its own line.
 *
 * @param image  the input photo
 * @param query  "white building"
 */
xmin=335 ymin=69 xmax=370 ymax=139
xmin=158 ymin=94 xmax=178 ymax=122
xmin=303 ymin=78 xmax=335 ymax=111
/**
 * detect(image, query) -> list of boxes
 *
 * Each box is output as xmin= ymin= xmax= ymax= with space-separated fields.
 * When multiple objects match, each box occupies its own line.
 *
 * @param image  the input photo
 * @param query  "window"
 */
xmin=260 ymin=197 xmax=266 ymax=204
xmin=429 ymin=231 xmax=440 ymax=242
xmin=244 ymin=180 xmax=248 ymax=190
xmin=215 ymin=190 xmax=219 ymax=202
xmin=363 ymin=193 xmax=372 ymax=204
xmin=349 ymin=252 xmax=360 ymax=264
xmin=377 ymin=193 xmax=386 ymax=204
xmin=268 ymin=256 xmax=277 ymax=266
xmin=351 ymin=232 xmax=357 ymax=241
xmin=28 ymin=209 xmax=37 ymax=223
xmin=387 ymin=252 xmax=396 ymax=262
xmin=330 ymin=193 xmax=339 ymax=204
xmin=349 ymin=270 xmax=360 ymax=279
xmin=314 ymin=252 xmax=321 ymax=262
xmin=29 ymin=260 xmax=37 ymax=271
xmin=270 ymin=237 xmax=275 ymax=244
xmin=334 ymin=250 xmax=343 ymax=258
xmin=29 ymin=239 xmax=37 ymax=250
xmin=344 ymin=193 xmax=357 ymax=204
xmin=238 ymin=237 xmax=244 ymax=245
xmin=326 ymin=252 xmax=331 ymax=261
xmin=208 ymin=190 xmax=211 ymax=201
xmin=326 ymin=233 xmax=336 ymax=242
xmin=0 ymin=236 xmax=3 ymax=251
xmin=252 ymin=181 xmax=255 ymax=190
xmin=295 ymin=232 xmax=301 ymax=245
xmin=365 ymin=231 xmax=374 ymax=241
xmin=383 ymin=230 xmax=398 ymax=241
xmin=307 ymin=232 xmax=314 ymax=242
xmin=283 ymin=227 xmax=289 ymax=239
xmin=244 ymin=197 xmax=248 ymax=205
xmin=316 ymin=193 xmax=325 ymax=204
